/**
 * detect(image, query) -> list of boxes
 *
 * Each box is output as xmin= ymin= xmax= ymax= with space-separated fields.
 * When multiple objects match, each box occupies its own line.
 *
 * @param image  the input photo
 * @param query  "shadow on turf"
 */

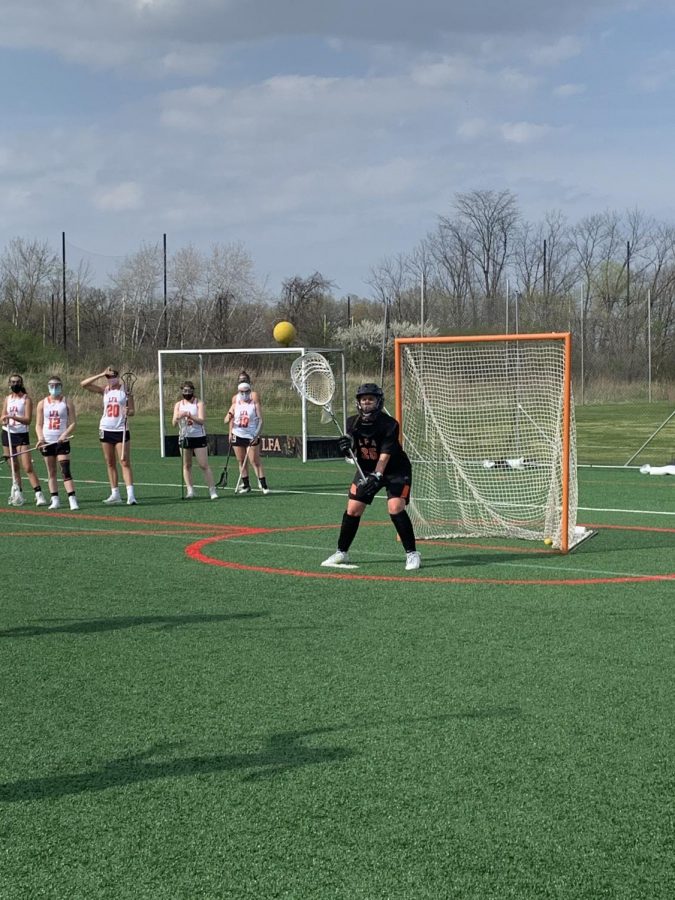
xmin=366 ymin=550 xmax=555 ymax=569
xmin=0 ymin=730 xmax=356 ymax=802
xmin=0 ymin=612 xmax=267 ymax=638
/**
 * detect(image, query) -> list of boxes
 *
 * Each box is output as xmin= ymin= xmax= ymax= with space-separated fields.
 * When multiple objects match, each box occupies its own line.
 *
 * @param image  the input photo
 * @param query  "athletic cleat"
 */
xmin=103 ymin=494 xmax=122 ymax=504
xmin=209 ymin=491 xmax=219 ymax=500
xmin=235 ymin=485 xmax=251 ymax=494
xmin=321 ymin=550 xmax=350 ymax=567
xmin=126 ymin=498 xmax=138 ymax=505
xmin=185 ymin=490 xmax=195 ymax=500
xmin=68 ymin=496 xmax=80 ymax=510
xmin=405 ymin=551 xmax=421 ymax=571
xmin=48 ymin=497 xmax=61 ymax=510
xmin=35 ymin=491 xmax=47 ymax=507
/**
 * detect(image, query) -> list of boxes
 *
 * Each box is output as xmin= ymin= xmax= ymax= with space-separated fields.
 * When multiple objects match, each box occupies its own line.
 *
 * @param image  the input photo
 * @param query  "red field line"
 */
xmin=185 ymin=530 xmax=675 ymax=587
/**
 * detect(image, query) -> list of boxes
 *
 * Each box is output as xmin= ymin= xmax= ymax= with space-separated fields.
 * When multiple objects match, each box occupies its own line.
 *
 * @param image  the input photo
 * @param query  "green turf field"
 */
xmin=1 ymin=408 xmax=673 ymax=899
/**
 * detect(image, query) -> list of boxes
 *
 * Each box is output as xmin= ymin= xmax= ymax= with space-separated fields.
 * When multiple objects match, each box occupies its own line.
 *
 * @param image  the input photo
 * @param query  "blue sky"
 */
xmin=2 ymin=0 xmax=675 ymax=296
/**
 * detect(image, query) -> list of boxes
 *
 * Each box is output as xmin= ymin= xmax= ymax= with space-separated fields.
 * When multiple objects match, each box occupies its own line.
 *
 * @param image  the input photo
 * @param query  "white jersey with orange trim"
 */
xmin=231 ymin=394 xmax=260 ymax=440
xmin=42 ymin=397 xmax=69 ymax=444
xmin=3 ymin=394 xmax=29 ymax=435
xmin=99 ymin=386 xmax=128 ymax=432
xmin=177 ymin=399 xmax=206 ymax=438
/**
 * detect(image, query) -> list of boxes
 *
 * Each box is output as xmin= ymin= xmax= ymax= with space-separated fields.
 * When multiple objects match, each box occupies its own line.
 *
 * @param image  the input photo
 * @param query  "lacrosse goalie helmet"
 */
xmin=355 ymin=383 xmax=384 ymax=422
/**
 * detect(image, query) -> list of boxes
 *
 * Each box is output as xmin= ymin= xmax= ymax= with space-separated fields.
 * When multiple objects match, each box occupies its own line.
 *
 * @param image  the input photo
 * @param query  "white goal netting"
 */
xmin=397 ymin=335 xmax=580 ymax=550
xmin=157 ymin=347 xmax=346 ymax=461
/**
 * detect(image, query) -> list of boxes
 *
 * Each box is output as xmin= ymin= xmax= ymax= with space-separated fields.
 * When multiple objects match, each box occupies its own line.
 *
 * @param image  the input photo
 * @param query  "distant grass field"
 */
xmin=1 ymin=404 xmax=673 ymax=899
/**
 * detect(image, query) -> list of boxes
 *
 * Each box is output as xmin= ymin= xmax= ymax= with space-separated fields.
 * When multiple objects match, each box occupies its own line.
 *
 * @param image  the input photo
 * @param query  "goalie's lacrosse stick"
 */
xmin=290 ymin=352 xmax=365 ymax=481
xmin=120 ymin=371 xmax=137 ymax=463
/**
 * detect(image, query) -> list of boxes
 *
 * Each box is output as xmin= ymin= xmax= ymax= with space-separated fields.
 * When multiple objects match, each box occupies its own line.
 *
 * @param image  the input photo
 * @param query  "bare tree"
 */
xmin=445 ymin=189 xmax=519 ymax=315
xmin=110 ymin=243 xmax=163 ymax=355
xmin=278 ymin=271 xmax=335 ymax=345
xmin=169 ymin=244 xmax=204 ymax=349
xmin=0 ymin=238 xmax=59 ymax=328
xmin=203 ymin=242 xmax=260 ymax=346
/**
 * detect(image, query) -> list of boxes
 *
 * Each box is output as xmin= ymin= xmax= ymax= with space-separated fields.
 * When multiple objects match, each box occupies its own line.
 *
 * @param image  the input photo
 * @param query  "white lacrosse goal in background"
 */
xmin=157 ymin=347 xmax=347 ymax=462
xmin=395 ymin=332 xmax=590 ymax=552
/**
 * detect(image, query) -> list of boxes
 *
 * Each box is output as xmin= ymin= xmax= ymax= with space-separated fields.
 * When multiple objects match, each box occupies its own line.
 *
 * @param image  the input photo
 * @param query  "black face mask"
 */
xmin=9 ymin=382 xmax=23 ymax=393
xmin=182 ymin=391 xmax=194 ymax=400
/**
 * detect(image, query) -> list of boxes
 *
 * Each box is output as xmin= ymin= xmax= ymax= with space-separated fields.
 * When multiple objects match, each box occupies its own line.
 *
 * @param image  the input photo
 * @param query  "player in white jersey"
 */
xmin=35 ymin=376 xmax=79 ymax=510
xmin=172 ymin=380 xmax=218 ymax=500
xmin=1 ymin=374 xmax=46 ymax=507
xmin=224 ymin=372 xmax=269 ymax=494
xmin=81 ymin=366 xmax=137 ymax=505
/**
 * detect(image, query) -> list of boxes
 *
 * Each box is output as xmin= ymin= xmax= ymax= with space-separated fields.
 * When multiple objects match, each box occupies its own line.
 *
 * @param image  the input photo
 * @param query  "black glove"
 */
xmin=337 ymin=434 xmax=354 ymax=456
xmin=358 ymin=471 xmax=383 ymax=499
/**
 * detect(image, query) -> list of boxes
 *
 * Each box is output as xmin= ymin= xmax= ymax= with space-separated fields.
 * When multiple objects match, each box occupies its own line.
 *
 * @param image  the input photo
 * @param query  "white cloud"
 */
xmin=0 ymin=1 xmax=632 ymax=74
xmin=633 ymin=50 xmax=675 ymax=91
xmin=411 ymin=56 xmax=480 ymax=88
xmin=553 ymin=82 xmax=586 ymax=97
xmin=500 ymin=121 xmax=558 ymax=143
xmin=457 ymin=118 xmax=490 ymax=140
xmin=530 ymin=35 xmax=583 ymax=66
xmin=93 ymin=182 xmax=143 ymax=211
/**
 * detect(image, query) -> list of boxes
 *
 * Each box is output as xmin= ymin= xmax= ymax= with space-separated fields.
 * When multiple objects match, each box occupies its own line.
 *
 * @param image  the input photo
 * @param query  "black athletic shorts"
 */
xmin=2 ymin=431 xmax=29 ymax=448
xmin=231 ymin=435 xmax=258 ymax=448
xmin=180 ymin=435 xmax=208 ymax=450
xmin=41 ymin=440 xmax=71 ymax=457
xmin=99 ymin=429 xmax=131 ymax=445
xmin=348 ymin=469 xmax=412 ymax=506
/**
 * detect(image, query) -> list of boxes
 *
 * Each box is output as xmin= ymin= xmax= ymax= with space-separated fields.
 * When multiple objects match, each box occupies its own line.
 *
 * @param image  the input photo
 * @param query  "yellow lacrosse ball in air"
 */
xmin=273 ymin=321 xmax=297 ymax=346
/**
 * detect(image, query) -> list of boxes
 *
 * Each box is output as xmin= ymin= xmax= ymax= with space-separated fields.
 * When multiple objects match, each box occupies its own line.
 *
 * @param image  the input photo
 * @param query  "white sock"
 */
xmin=126 ymin=486 xmax=136 ymax=501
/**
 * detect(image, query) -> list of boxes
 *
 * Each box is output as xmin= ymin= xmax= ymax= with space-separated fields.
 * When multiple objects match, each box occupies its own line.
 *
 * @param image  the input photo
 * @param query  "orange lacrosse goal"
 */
xmin=395 ymin=332 xmax=591 ymax=553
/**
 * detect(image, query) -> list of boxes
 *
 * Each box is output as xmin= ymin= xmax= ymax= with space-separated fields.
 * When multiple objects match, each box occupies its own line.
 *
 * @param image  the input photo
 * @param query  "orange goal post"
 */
xmin=395 ymin=332 xmax=590 ymax=553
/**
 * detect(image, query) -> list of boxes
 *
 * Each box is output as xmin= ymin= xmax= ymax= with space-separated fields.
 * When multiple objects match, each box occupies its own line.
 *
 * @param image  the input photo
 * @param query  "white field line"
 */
xmin=2 ymin=477 xmax=671 ymax=520
xmin=216 ymin=537 xmax=663 ymax=580
xmin=578 ymin=505 xmax=675 ymax=517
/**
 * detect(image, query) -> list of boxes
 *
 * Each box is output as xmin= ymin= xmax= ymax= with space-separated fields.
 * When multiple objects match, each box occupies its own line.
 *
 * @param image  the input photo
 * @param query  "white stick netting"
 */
xmin=398 ymin=338 xmax=579 ymax=549
xmin=290 ymin=353 xmax=336 ymax=407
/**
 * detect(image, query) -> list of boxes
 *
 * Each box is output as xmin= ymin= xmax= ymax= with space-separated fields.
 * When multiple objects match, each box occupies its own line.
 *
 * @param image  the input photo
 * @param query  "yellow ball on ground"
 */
xmin=273 ymin=321 xmax=297 ymax=346
xmin=543 ymin=537 xmax=553 ymax=546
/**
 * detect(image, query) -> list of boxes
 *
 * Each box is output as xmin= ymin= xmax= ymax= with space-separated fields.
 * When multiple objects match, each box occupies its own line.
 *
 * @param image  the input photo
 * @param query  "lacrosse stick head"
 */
xmin=290 ymin=352 xmax=335 ymax=407
xmin=121 ymin=371 xmax=137 ymax=394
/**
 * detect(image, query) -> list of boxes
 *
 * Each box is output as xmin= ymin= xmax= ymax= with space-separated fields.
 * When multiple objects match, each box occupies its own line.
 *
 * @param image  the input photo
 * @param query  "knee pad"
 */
xmin=59 ymin=459 xmax=72 ymax=480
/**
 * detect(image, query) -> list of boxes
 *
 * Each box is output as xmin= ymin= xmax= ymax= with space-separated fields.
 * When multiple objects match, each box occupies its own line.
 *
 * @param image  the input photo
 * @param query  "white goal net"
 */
xmin=157 ymin=347 xmax=346 ymax=461
xmin=396 ymin=333 xmax=582 ymax=551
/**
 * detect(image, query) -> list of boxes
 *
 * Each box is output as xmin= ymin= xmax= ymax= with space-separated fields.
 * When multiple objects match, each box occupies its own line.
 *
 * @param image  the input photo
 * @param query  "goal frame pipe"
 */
xmin=157 ymin=346 xmax=347 ymax=461
xmin=394 ymin=332 xmax=574 ymax=553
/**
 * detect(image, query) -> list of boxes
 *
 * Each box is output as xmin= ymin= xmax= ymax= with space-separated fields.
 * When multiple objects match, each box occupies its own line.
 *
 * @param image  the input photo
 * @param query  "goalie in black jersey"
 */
xmin=322 ymin=383 xmax=421 ymax=571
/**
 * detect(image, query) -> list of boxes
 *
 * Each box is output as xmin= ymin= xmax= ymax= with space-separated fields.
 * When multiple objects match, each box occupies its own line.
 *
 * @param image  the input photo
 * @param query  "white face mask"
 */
xmin=48 ymin=385 xmax=62 ymax=397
